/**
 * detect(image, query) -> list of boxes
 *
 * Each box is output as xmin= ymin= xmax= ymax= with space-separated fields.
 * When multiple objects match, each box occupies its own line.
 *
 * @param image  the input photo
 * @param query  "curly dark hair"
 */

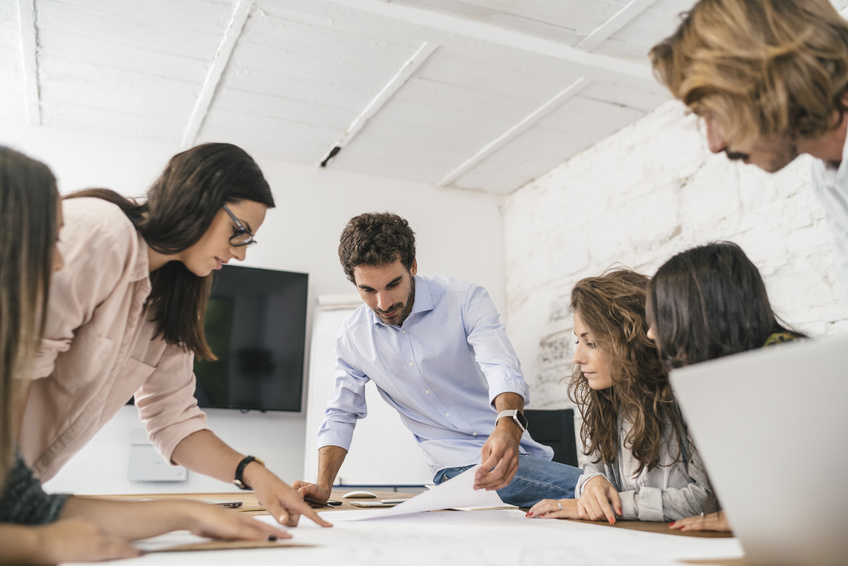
xmin=569 ymin=268 xmax=683 ymax=475
xmin=339 ymin=212 xmax=416 ymax=283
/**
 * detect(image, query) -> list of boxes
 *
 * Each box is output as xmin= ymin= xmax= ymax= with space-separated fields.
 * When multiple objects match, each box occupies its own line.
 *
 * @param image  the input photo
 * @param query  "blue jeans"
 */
xmin=433 ymin=455 xmax=582 ymax=509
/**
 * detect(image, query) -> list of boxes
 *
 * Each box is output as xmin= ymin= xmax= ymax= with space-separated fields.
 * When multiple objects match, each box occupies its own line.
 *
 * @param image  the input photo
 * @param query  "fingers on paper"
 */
xmin=526 ymin=499 xmax=566 ymax=519
xmin=669 ymin=511 xmax=729 ymax=532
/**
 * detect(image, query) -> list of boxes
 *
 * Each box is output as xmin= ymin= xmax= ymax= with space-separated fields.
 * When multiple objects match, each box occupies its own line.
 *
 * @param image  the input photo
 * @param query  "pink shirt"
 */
xmin=19 ymin=198 xmax=207 ymax=480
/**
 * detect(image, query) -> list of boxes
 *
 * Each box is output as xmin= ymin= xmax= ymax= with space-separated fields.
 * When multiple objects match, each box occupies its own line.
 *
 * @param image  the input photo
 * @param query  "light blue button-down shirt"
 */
xmin=317 ymin=275 xmax=553 ymax=475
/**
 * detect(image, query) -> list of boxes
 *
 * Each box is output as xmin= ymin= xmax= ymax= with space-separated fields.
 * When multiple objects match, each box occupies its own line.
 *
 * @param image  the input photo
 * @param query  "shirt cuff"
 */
xmin=486 ymin=379 xmax=529 ymax=408
xmin=317 ymin=421 xmax=355 ymax=452
xmin=619 ymin=490 xmax=638 ymax=520
xmin=575 ymin=472 xmax=606 ymax=498
xmin=152 ymin=416 xmax=209 ymax=465
xmin=633 ymin=486 xmax=664 ymax=522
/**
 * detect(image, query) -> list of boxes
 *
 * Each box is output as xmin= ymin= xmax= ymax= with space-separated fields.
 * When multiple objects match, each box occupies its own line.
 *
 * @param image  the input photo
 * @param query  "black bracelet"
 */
xmin=233 ymin=455 xmax=264 ymax=490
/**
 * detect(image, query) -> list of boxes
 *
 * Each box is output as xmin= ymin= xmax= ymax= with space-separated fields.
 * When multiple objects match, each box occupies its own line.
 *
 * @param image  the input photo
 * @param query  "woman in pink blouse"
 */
xmin=1 ymin=145 xmax=289 ymax=563
xmin=18 ymin=143 xmax=329 ymax=528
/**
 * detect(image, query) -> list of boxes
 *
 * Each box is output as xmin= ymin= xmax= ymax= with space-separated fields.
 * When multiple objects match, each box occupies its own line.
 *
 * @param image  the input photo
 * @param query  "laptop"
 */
xmin=670 ymin=336 xmax=848 ymax=566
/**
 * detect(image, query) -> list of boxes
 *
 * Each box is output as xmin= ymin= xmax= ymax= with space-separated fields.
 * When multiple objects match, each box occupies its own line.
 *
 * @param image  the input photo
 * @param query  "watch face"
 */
xmin=515 ymin=411 xmax=528 ymax=430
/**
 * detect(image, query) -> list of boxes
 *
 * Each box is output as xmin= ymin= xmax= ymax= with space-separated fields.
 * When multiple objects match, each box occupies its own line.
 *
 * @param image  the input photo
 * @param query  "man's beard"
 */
xmin=376 ymin=277 xmax=415 ymax=325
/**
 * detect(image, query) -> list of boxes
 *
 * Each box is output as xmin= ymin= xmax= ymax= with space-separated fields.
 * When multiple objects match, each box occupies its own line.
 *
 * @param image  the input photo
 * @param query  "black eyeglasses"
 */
xmin=223 ymin=204 xmax=257 ymax=247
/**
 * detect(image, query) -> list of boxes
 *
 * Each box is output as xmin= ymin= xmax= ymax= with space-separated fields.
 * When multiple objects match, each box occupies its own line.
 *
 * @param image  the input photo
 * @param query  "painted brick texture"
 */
xmin=503 ymin=101 xmax=848 ymax=464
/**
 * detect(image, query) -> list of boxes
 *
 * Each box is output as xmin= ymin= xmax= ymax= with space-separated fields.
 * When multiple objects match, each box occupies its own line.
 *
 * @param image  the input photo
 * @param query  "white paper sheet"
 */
xmin=116 ymin=509 xmax=743 ymax=566
xmin=325 ymin=464 xmax=505 ymax=522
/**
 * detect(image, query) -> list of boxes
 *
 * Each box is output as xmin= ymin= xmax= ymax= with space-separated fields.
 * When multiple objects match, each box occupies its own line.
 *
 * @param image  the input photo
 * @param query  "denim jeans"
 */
xmin=433 ymin=455 xmax=582 ymax=509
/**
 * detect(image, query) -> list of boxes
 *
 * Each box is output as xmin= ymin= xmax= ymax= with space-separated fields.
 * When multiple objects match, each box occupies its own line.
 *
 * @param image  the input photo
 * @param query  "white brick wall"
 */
xmin=503 ymin=100 xmax=848 ymax=461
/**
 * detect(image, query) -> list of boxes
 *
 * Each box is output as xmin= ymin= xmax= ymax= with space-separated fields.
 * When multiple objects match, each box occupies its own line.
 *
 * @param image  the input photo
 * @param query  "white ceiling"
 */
xmin=2 ymin=1 xmax=846 ymax=194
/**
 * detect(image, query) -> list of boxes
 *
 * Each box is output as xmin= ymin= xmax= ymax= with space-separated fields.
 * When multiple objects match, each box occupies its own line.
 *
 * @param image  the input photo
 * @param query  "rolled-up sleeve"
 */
xmin=634 ymin=433 xmax=714 ymax=522
xmin=462 ymin=285 xmax=529 ymax=407
xmin=134 ymin=343 xmax=208 ymax=463
xmin=575 ymin=457 xmax=609 ymax=498
xmin=0 ymin=452 xmax=71 ymax=524
xmin=316 ymin=324 xmax=369 ymax=451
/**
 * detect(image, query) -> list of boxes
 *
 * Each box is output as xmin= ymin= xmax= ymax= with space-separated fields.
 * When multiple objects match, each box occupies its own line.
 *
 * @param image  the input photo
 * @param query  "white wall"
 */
xmin=1 ymin=122 xmax=505 ymax=494
xmin=502 ymin=101 xmax=848 ymax=465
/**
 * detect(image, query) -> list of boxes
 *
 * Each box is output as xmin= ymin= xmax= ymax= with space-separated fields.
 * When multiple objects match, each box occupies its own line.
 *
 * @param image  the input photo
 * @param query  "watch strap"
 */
xmin=496 ymin=409 xmax=528 ymax=432
xmin=233 ymin=455 xmax=264 ymax=490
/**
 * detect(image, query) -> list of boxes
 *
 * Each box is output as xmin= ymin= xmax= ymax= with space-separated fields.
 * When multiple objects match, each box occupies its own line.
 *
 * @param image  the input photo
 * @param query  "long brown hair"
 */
xmin=0 ymin=147 xmax=59 ymax=488
xmin=66 ymin=143 xmax=275 ymax=359
xmin=650 ymin=0 xmax=848 ymax=148
xmin=569 ymin=269 xmax=682 ymax=475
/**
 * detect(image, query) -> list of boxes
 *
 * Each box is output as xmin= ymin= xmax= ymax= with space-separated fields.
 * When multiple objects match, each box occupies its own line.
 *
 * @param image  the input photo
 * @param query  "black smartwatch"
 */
xmin=233 ymin=455 xmax=265 ymax=490
xmin=496 ymin=409 xmax=528 ymax=432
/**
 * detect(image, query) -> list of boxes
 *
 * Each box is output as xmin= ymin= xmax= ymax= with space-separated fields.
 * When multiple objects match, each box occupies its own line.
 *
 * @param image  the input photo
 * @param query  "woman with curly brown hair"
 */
xmin=527 ymin=269 xmax=715 ymax=523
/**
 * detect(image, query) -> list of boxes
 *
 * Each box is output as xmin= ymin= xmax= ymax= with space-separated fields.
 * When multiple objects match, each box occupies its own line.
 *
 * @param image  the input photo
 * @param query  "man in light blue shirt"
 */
xmin=293 ymin=212 xmax=581 ymax=508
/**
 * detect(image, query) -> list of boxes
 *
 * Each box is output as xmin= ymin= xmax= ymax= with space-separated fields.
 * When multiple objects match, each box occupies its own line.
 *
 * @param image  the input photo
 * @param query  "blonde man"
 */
xmin=650 ymin=0 xmax=848 ymax=301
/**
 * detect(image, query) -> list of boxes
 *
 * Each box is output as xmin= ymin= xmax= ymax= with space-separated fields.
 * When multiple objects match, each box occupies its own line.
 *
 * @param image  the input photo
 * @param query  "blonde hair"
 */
xmin=0 ymin=147 xmax=58 ymax=489
xmin=650 ymin=0 xmax=848 ymax=147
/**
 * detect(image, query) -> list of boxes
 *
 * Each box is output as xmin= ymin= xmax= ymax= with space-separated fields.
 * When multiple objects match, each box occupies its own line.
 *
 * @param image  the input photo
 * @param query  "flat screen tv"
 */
xmin=193 ymin=265 xmax=308 ymax=412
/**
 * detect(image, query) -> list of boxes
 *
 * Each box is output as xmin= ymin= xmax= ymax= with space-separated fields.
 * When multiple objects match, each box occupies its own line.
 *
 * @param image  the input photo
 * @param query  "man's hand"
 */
xmin=291 ymin=481 xmax=332 ymax=507
xmin=577 ymin=476 xmax=621 ymax=524
xmin=473 ymin=419 xmax=522 ymax=491
xmin=526 ymin=498 xmax=580 ymax=519
xmin=246 ymin=464 xmax=332 ymax=528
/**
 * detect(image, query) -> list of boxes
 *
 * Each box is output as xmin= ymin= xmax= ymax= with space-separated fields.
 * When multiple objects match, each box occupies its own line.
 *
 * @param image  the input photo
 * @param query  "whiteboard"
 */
xmin=303 ymin=297 xmax=432 ymax=486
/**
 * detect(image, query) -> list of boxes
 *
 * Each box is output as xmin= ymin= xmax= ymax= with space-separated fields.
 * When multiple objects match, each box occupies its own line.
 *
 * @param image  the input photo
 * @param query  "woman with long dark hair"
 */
xmin=0 ymin=146 xmax=287 ymax=563
xmin=647 ymin=241 xmax=803 ymax=531
xmin=17 ymin=143 xmax=329 ymax=528
xmin=528 ymin=269 xmax=714 ymax=523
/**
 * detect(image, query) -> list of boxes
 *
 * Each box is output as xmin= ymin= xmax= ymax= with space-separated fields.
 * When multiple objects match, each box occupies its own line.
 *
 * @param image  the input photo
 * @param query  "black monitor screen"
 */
xmin=194 ymin=265 xmax=308 ymax=412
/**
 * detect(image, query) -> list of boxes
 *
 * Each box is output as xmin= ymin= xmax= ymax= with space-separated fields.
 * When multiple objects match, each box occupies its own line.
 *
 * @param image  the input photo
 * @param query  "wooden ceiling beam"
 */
xmin=319 ymin=41 xmax=438 ymax=167
xmin=323 ymin=0 xmax=659 ymax=90
xmin=437 ymin=78 xmax=590 ymax=187
xmin=182 ymin=0 xmax=253 ymax=148
xmin=576 ymin=0 xmax=658 ymax=52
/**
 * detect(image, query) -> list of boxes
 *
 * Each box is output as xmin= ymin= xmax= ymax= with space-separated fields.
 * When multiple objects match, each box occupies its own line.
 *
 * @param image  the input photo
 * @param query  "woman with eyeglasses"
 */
xmin=17 ymin=143 xmax=331 ymax=529
xmin=0 ymin=145 xmax=294 ymax=563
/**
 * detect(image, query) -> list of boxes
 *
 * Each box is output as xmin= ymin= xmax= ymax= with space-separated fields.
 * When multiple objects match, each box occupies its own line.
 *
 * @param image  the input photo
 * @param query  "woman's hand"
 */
xmin=577 ymin=476 xmax=621 ymax=524
xmin=525 ymin=498 xmax=579 ymax=519
xmin=669 ymin=510 xmax=730 ymax=532
xmin=182 ymin=502 xmax=290 ymax=541
xmin=0 ymin=517 xmax=140 ymax=565
xmin=249 ymin=468 xmax=333 ymax=528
